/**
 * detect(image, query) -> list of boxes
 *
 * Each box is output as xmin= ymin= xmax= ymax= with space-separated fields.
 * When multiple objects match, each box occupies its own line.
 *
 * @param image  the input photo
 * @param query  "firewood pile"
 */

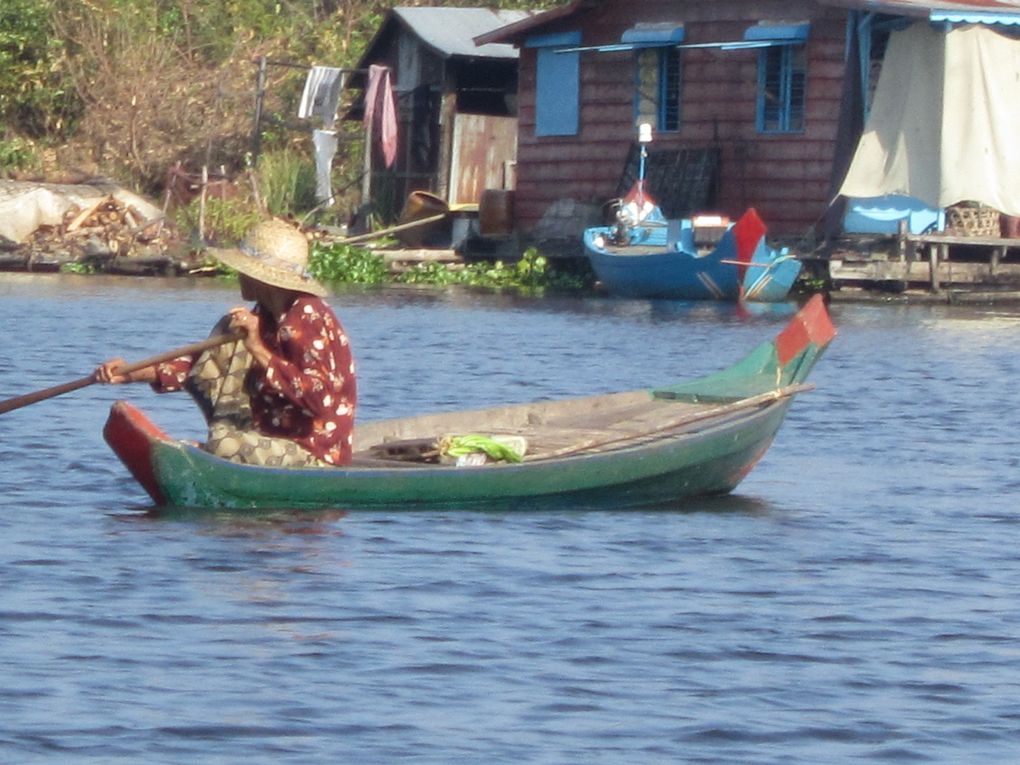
xmin=24 ymin=194 xmax=175 ymax=264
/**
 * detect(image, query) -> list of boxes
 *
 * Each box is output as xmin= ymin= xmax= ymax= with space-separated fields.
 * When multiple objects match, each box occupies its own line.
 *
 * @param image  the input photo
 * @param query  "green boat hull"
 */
xmin=104 ymin=296 xmax=835 ymax=512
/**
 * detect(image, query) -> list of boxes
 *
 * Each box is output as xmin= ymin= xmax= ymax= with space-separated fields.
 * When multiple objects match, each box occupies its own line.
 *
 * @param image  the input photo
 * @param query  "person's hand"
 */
xmin=228 ymin=306 xmax=260 ymax=337
xmin=95 ymin=358 xmax=129 ymax=384
xmin=228 ymin=306 xmax=272 ymax=366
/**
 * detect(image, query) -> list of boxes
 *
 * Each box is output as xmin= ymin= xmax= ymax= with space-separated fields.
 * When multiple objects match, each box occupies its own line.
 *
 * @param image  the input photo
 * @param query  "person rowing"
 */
xmin=96 ymin=218 xmax=356 ymax=467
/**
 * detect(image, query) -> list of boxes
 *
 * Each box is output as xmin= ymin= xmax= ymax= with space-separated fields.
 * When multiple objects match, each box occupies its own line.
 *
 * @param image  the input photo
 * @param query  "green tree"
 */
xmin=0 ymin=0 xmax=78 ymax=140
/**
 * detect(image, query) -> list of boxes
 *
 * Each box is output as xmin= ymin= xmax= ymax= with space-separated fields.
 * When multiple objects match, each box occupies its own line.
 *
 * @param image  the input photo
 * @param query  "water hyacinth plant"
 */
xmin=308 ymin=243 xmax=591 ymax=293
xmin=309 ymin=241 xmax=390 ymax=285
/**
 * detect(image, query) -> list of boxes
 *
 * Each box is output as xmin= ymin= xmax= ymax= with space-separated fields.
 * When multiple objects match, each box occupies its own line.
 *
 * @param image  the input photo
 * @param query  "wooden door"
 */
xmin=447 ymin=114 xmax=517 ymax=206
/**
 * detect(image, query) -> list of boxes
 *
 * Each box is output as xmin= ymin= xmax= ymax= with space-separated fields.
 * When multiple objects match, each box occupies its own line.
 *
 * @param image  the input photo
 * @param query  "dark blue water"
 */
xmin=2 ymin=273 xmax=1019 ymax=764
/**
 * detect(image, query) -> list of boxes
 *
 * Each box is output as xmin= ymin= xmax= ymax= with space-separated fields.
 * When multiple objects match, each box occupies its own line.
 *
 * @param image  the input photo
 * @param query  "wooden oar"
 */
xmin=0 ymin=331 xmax=242 ymax=416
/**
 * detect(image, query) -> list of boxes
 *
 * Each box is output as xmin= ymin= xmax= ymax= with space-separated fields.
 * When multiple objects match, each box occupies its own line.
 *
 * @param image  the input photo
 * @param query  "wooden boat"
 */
xmin=104 ymin=295 xmax=835 ymax=512
xmin=583 ymin=205 xmax=802 ymax=301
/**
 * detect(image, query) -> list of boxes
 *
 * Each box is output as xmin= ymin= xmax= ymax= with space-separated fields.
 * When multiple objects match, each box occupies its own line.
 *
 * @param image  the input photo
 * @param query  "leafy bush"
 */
xmin=0 ymin=137 xmax=39 ymax=172
xmin=174 ymin=195 xmax=263 ymax=246
xmin=0 ymin=0 xmax=78 ymax=140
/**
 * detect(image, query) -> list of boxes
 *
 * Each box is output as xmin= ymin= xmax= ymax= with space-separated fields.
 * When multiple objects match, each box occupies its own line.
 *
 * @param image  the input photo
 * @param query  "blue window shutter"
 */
xmin=621 ymin=24 xmax=685 ymax=47
xmin=527 ymin=32 xmax=581 ymax=136
xmin=744 ymin=23 xmax=810 ymax=43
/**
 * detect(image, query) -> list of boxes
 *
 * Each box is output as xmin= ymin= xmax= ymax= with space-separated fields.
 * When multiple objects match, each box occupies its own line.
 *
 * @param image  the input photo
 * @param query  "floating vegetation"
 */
xmin=309 ymin=243 xmax=592 ymax=294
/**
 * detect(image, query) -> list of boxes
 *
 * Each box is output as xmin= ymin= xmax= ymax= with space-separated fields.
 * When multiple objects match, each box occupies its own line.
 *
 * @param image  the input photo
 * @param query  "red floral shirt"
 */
xmin=154 ymin=296 xmax=357 ymax=465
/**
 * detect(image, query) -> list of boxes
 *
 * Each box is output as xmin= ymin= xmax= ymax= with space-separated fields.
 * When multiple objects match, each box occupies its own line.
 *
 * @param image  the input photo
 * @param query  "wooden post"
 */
xmin=437 ymin=86 xmax=457 ymax=201
xmin=361 ymin=106 xmax=373 ymax=212
xmin=251 ymin=56 xmax=267 ymax=166
xmin=199 ymin=165 xmax=208 ymax=246
xmin=928 ymin=243 xmax=940 ymax=293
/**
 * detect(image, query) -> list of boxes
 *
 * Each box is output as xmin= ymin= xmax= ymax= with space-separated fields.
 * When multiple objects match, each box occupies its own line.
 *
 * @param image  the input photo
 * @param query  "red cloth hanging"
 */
xmin=364 ymin=64 xmax=398 ymax=169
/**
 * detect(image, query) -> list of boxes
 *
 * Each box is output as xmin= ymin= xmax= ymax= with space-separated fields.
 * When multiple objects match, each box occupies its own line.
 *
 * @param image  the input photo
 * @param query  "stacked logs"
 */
xmin=20 ymin=195 xmax=184 ymax=274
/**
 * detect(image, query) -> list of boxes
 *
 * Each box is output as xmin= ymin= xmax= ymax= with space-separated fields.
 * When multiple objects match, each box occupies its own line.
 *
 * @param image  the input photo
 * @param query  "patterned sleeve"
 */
xmin=151 ymin=356 xmax=194 ymax=393
xmin=260 ymin=298 xmax=351 ymax=418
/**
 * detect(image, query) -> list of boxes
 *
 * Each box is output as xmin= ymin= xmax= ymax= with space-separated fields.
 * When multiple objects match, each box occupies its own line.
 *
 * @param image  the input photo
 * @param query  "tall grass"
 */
xmin=256 ymin=149 xmax=318 ymax=218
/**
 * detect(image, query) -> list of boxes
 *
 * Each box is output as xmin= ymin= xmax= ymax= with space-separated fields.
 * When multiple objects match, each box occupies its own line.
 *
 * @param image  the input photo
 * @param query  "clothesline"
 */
xmin=250 ymin=56 xmax=393 ymax=208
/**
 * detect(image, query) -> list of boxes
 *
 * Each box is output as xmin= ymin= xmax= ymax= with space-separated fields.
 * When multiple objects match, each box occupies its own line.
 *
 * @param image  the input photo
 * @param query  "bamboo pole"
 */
xmin=333 ymin=213 xmax=447 ymax=246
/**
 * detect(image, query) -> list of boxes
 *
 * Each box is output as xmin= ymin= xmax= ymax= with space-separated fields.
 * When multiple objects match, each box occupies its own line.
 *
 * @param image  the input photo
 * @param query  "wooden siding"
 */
xmin=512 ymin=0 xmax=850 ymax=237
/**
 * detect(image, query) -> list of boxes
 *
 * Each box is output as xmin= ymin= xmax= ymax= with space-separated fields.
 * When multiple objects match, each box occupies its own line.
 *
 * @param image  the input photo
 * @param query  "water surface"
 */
xmin=1 ymin=273 xmax=1019 ymax=763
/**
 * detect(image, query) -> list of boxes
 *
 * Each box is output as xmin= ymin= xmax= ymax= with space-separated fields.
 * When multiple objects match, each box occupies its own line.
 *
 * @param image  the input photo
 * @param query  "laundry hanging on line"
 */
xmin=299 ymin=66 xmax=345 ymax=127
xmin=364 ymin=64 xmax=398 ymax=169
xmin=312 ymin=130 xmax=338 ymax=206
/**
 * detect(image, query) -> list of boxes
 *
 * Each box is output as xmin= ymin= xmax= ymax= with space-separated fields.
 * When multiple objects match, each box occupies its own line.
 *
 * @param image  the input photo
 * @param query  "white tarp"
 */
xmin=0 ymin=181 xmax=163 ymax=244
xmin=839 ymin=22 xmax=1020 ymax=216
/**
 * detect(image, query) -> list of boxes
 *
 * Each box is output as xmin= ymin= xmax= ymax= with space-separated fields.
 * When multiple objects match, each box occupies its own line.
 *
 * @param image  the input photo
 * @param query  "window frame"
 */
xmin=634 ymin=46 xmax=683 ymax=133
xmin=744 ymin=23 xmax=809 ymax=135
xmin=756 ymin=42 xmax=807 ymax=134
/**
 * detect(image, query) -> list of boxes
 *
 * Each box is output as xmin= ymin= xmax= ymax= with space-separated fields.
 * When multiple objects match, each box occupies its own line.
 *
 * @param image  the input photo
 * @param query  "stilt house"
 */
xmin=354 ymin=7 xmax=534 ymax=221
xmin=476 ymin=0 xmax=1020 ymax=242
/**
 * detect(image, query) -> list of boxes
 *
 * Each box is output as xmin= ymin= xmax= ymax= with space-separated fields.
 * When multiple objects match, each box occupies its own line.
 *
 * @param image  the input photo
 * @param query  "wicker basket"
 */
xmin=945 ymin=205 xmax=1001 ymax=237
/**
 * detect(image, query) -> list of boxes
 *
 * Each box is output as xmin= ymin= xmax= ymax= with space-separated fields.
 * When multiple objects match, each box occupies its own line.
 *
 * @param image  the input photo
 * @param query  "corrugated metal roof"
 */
xmin=392 ymin=7 xmax=535 ymax=59
xmin=478 ymin=0 xmax=1020 ymax=46
xmin=819 ymin=0 xmax=1020 ymax=18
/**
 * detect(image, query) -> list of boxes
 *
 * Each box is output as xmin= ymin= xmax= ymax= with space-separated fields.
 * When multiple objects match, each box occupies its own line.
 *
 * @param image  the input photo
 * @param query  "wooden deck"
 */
xmin=828 ymin=232 xmax=1020 ymax=294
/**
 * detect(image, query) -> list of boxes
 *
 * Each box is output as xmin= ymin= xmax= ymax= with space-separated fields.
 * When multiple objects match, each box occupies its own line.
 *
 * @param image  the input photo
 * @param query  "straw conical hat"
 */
xmin=210 ymin=219 xmax=327 ymax=297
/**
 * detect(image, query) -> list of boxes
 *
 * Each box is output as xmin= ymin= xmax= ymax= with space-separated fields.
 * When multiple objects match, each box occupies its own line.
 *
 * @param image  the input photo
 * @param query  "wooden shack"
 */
xmin=353 ymin=7 xmax=534 ymax=222
xmin=477 ymin=0 xmax=1020 ymax=249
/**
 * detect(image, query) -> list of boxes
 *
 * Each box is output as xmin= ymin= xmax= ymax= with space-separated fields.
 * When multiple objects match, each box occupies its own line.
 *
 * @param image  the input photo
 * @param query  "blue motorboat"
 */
xmin=583 ymin=180 xmax=801 ymax=302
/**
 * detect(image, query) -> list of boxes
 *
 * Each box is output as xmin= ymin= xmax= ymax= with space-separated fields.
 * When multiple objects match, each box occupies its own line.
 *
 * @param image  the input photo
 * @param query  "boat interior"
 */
xmin=350 ymin=389 xmax=764 ymax=467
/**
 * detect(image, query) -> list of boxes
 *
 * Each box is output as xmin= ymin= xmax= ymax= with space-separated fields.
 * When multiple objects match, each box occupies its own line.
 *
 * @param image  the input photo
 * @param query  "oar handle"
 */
xmin=114 ymin=331 xmax=242 ymax=378
xmin=0 ymin=331 xmax=242 ymax=416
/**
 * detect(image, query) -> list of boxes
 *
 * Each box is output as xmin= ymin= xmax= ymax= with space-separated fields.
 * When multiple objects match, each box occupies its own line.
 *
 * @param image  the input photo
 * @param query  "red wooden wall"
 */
xmin=512 ymin=0 xmax=849 ymax=238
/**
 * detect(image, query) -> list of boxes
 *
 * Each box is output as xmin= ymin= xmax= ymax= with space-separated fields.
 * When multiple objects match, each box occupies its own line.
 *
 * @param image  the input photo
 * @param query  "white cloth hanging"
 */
xmin=299 ymin=66 xmax=345 ymax=127
xmin=313 ymin=129 xmax=338 ymax=205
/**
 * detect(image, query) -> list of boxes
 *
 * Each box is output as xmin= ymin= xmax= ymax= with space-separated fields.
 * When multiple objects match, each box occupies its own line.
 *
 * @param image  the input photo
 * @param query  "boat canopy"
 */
xmin=839 ymin=22 xmax=1020 ymax=216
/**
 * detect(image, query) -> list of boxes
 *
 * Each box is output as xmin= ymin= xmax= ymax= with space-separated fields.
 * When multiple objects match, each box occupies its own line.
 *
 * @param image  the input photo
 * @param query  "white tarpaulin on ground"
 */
xmin=839 ymin=22 xmax=1020 ymax=216
xmin=0 ymin=181 xmax=163 ymax=244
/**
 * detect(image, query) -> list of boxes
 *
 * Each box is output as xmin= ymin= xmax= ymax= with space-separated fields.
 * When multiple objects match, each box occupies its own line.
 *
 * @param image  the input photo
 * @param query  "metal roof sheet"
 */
xmin=392 ymin=7 xmax=535 ymax=59
xmin=478 ymin=0 xmax=1020 ymax=46
xmin=819 ymin=0 xmax=1020 ymax=17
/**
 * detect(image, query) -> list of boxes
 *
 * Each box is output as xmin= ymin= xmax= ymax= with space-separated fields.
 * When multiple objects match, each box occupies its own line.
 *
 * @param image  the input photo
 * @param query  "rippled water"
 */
xmin=2 ymin=273 xmax=1019 ymax=764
